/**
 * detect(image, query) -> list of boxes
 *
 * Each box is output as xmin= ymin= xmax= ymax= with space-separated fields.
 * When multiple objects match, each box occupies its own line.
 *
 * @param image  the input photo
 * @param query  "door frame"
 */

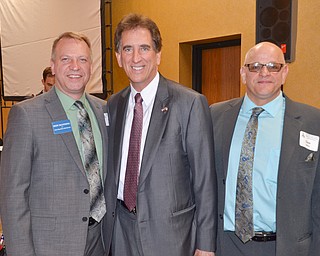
xmin=192 ymin=39 xmax=241 ymax=93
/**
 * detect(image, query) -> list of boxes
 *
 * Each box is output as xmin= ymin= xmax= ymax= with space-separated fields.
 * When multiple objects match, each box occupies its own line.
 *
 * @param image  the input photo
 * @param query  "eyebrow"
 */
xmin=122 ymin=44 xmax=152 ymax=50
xmin=122 ymin=45 xmax=131 ymax=50
xmin=140 ymin=44 xmax=151 ymax=49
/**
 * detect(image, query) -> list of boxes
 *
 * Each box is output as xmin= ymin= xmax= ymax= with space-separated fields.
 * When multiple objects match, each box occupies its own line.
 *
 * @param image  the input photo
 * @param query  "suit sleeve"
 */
xmin=185 ymin=94 xmax=217 ymax=252
xmin=0 ymin=104 xmax=36 ymax=256
xmin=310 ymin=158 xmax=320 ymax=255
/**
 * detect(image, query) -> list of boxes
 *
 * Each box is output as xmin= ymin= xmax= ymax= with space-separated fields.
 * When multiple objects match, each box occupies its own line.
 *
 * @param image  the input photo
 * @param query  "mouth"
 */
xmin=67 ymin=74 xmax=82 ymax=79
xmin=131 ymin=66 xmax=144 ymax=71
xmin=258 ymin=80 xmax=272 ymax=84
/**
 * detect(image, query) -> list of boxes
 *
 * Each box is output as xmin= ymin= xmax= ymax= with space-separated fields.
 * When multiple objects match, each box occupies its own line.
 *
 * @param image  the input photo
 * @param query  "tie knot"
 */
xmin=74 ymin=100 xmax=85 ymax=111
xmin=135 ymin=93 xmax=143 ymax=104
xmin=251 ymin=107 xmax=264 ymax=117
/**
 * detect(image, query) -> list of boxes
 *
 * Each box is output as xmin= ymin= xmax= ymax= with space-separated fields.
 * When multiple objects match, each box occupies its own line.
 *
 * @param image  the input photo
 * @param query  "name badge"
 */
xmin=104 ymin=113 xmax=109 ymax=126
xmin=299 ymin=131 xmax=319 ymax=152
xmin=52 ymin=120 xmax=72 ymax=134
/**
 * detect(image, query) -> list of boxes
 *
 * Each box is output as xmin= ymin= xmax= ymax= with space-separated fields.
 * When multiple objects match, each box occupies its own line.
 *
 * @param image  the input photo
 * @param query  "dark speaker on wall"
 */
xmin=256 ymin=0 xmax=298 ymax=62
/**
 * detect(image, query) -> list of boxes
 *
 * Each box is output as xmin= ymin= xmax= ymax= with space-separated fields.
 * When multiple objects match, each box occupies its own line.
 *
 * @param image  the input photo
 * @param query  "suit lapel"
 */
xmin=277 ymin=97 xmax=303 ymax=182
xmin=139 ymin=77 xmax=170 ymax=186
xmin=114 ymin=88 xmax=130 ymax=184
xmin=87 ymin=94 xmax=108 ymax=180
xmin=87 ymin=95 xmax=105 ymax=131
xmin=222 ymin=99 xmax=243 ymax=179
xmin=44 ymin=90 xmax=86 ymax=177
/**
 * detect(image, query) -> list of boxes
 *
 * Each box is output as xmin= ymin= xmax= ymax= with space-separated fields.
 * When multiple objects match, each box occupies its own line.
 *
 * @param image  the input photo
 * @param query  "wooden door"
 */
xmin=193 ymin=40 xmax=241 ymax=105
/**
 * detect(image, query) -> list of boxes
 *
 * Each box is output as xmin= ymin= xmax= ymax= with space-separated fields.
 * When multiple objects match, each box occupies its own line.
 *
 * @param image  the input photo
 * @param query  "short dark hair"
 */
xmin=42 ymin=67 xmax=54 ymax=81
xmin=114 ymin=13 xmax=162 ymax=53
xmin=51 ymin=31 xmax=92 ymax=60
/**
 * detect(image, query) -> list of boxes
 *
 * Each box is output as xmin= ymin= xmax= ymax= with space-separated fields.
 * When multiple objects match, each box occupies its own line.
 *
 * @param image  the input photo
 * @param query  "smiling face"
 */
xmin=240 ymin=42 xmax=289 ymax=106
xmin=115 ymin=27 xmax=161 ymax=92
xmin=51 ymin=38 xmax=92 ymax=99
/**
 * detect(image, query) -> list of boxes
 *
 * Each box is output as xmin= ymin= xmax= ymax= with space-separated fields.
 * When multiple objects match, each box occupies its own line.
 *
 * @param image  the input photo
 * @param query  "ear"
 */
xmin=50 ymin=60 xmax=55 ymax=75
xmin=115 ymin=52 xmax=123 ymax=68
xmin=240 ymin=66 xmax=247 ymax=84
xmin=281 ymin=64 xmax=289 ymax=85
xmin=156 ymin=51 xmax=161 ymax=66
xmin=41 ymin=79 xmax=45 ymax=86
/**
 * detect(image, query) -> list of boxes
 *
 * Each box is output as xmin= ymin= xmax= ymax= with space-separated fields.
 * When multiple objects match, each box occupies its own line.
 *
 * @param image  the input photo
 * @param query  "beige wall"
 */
xmin=1 ymin=1 xmax=319 ymax=135
xmin=112 ymin=0 xmax=320 ymax=108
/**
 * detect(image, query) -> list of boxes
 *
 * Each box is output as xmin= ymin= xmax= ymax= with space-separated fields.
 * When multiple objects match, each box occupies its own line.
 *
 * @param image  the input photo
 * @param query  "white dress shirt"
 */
xmin=117 ymin=73 xmax=159 ymax=200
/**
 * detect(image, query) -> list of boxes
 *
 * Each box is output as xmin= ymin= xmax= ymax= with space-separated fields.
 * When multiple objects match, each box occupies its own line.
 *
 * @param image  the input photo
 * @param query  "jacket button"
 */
xmin=83 ymin=189 xmax=89 ymax=194
xmin=112 ymin=212 xmax=115 ymax=217
xmin=82 ymin=217 xmax=88 ymax=222
xmin=222 ymin=179 xmax=226 ymax=185
xmin=219 ymin=214 xmax=223 ymax=219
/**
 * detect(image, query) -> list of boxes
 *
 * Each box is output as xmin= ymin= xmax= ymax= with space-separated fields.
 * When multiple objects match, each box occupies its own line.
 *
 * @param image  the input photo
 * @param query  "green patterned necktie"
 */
xmin=235 ymin=107 xmax=264 ymax=243
xmin=75 ymin=101 xmax=106 ymax=222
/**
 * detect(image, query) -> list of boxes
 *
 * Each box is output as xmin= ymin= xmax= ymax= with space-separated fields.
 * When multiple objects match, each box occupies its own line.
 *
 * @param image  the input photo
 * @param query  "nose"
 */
xmin=132 ymin=48 xmax=142 ymax=63
xmin=70 ymin=59 xmax=80 ymax=70
xmin=259 ymin=65 xmax=270 ymax=76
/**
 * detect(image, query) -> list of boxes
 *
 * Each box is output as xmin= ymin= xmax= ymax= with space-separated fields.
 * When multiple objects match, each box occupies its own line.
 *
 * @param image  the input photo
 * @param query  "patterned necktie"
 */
xmin=74 ymin=101 xmax=106 ymax=222
xmin=124 ymin=93 xmax=143 ymax=212
xmin=235 ymin=107 xmax=264 ymax=243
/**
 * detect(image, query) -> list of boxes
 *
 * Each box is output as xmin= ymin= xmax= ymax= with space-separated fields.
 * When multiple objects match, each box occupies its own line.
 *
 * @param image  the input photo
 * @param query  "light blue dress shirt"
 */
xmin=224 ymin=92 xmax=285 ymax=232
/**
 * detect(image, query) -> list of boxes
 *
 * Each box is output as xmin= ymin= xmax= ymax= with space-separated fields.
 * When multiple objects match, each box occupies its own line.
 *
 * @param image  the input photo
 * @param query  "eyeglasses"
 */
xmin=244 ymin=62 xmax=284 ymax=73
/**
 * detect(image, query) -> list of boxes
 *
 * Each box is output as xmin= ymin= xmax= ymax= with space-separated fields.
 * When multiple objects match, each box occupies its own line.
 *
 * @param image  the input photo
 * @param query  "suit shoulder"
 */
xmin=87 ymin=94 xmax=107 ymax=106
xmin=295 ymin=102 xmax=320 ymax=113
xmin=287 ymin=98 xmax=320 ymax=117
xmin=166 ymin=78 xmax=200 ymax=96
xmin=162 ymin=77 xmax=207 ymax=107
xmin=210 ymin=97 xmax=242 ymax=112
xmin=10 ymin=95 xmax=46 ymax=111
xmin=107 ymin=87 xmax=129 ymax=103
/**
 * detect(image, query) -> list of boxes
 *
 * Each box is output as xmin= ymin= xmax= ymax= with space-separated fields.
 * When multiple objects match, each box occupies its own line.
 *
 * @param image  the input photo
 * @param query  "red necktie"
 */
xmin=124 ymin=93 xmax=143 ymax=211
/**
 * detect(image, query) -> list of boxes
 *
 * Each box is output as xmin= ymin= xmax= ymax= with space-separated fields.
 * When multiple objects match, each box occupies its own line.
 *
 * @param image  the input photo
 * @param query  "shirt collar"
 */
xmin=55 ymin=87 xmax=87 ymax=110
xmin=242 ymin=91 xmax=284 ymax=117
xmin=129 ymin=72 xmax=159 ymax=107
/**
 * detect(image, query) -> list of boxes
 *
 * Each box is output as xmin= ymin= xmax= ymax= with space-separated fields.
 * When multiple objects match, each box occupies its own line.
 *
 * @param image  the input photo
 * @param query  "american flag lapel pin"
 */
xmin=161 ymin=106 xmax=168 ymax=113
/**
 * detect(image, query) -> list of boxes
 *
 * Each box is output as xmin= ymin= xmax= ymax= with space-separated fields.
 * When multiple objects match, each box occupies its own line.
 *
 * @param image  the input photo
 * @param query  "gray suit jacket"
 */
xmin=103 ymin=75 xmax=217 ymax=255
xmin=210 ymin=95 xmax=320 ymax=256
xmin=0 ymin=88 xmax=108 ymax=256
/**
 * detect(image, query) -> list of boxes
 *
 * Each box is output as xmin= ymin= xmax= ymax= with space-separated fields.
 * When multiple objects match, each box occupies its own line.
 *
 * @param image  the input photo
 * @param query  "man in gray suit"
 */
xmin=0 ymin=32 xmax=107 ymax=256
xmin=102 ymin=14 xmax=217 ymax=256
xmin=210 ymin=42 xmax=320 ymax=256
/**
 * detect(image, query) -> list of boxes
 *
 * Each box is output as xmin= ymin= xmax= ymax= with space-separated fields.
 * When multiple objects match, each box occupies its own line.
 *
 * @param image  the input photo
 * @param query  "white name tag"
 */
xmin=104 ymin=113 xmax=109 ymax=126
xmin=299 ymin=131 xmax=319 ymax=152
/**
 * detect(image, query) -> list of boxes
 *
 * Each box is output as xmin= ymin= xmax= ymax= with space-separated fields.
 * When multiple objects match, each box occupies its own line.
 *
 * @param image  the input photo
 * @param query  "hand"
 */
xmin=194 ymin=249 xmax=215 ymax=256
